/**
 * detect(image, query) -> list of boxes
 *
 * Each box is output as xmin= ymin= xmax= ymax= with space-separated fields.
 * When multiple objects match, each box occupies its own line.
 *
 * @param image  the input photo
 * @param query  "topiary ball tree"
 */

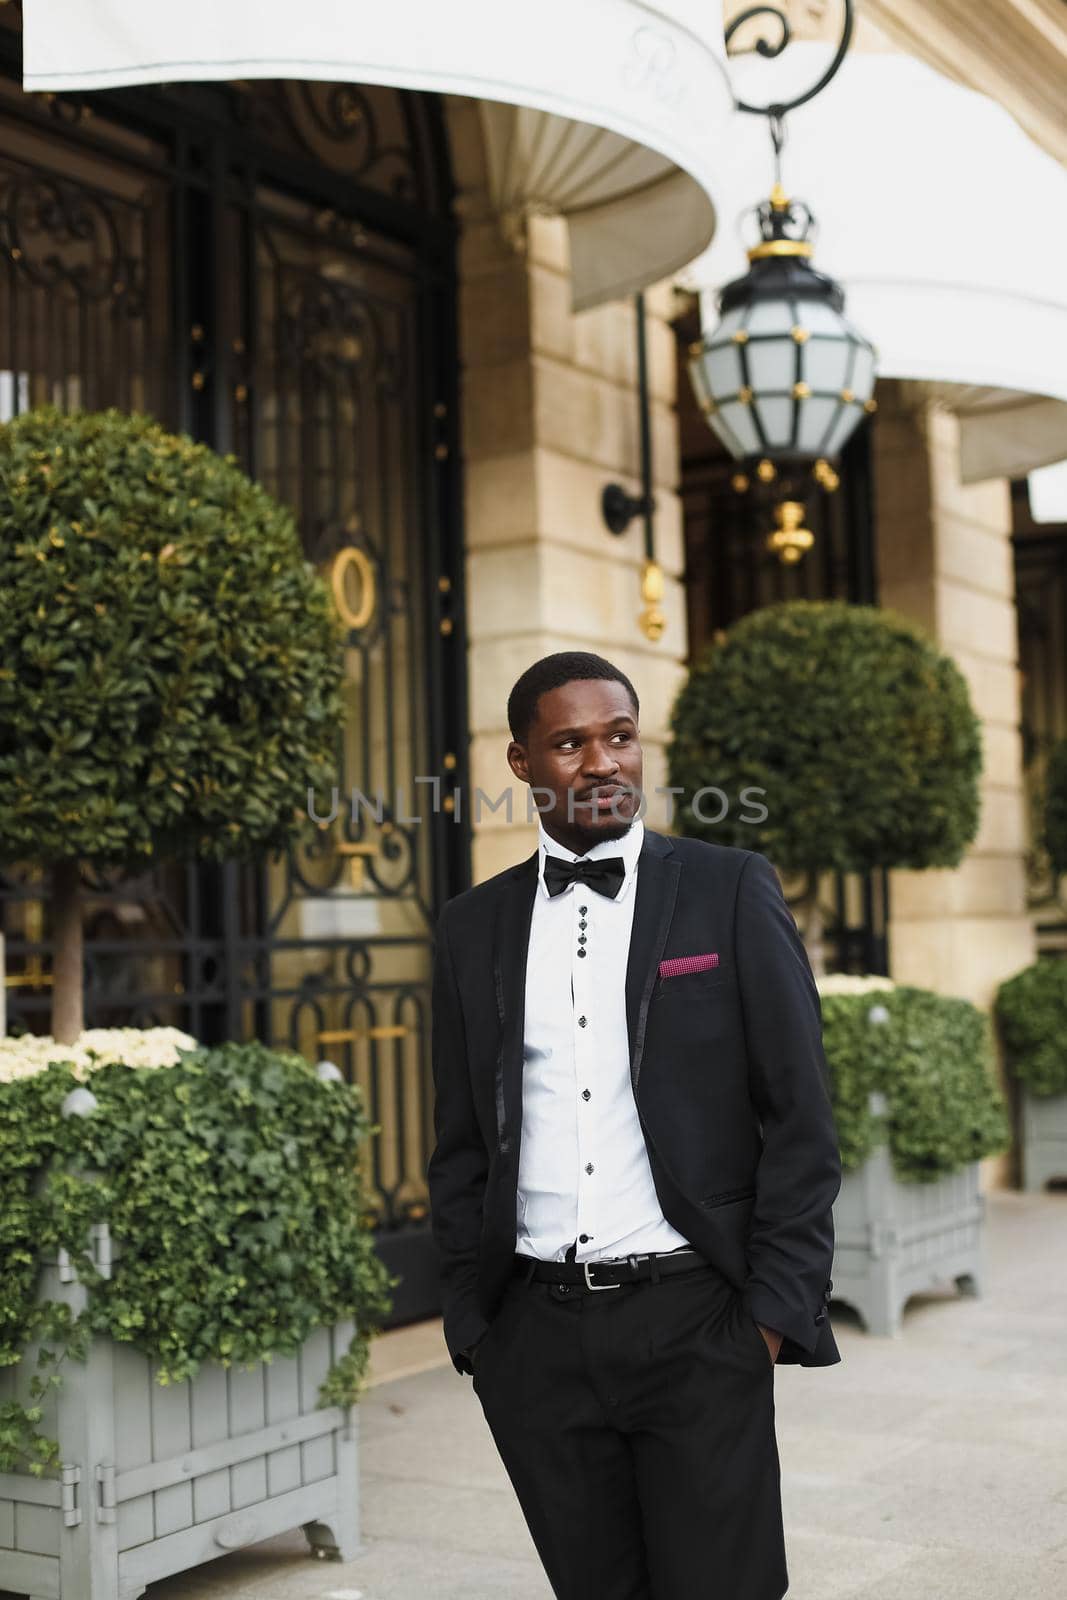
xmin=668 ymin=599 xmax=982 ymax=972
xmin=1041 ymin=737 xmax=1067 ymax=878
xmin=0 ymin=407 xmax=345 ymax=1042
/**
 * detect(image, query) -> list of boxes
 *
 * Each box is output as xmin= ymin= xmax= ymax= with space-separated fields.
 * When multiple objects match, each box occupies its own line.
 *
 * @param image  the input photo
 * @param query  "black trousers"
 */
xmin=471 ymin=1261 xmax=788 ymax=1600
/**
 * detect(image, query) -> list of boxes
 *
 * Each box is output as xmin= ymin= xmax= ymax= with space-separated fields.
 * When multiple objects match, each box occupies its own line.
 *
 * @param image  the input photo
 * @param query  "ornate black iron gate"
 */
xmin=675 ymin=305 xmax=889 ymax=975
xmin=0 ymin=18 xmax=469 ymax=1322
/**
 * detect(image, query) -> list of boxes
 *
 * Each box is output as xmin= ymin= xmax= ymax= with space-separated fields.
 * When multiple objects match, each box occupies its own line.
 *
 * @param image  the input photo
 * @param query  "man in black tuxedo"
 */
xmin=427 ymin=650 xmax=841 ymax=1599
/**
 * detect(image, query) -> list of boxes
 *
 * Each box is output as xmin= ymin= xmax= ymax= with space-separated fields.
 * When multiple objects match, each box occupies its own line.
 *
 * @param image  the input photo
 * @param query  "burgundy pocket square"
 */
xmin=658 ymin=953 xmax=719 ymax=977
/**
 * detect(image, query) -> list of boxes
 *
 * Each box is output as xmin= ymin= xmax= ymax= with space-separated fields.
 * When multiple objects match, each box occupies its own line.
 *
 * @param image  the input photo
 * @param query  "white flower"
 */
xmin=816 ymin=973 xmax=897 ymax=998
xmin=0 ymin=1027 xmax=197 ymax=1085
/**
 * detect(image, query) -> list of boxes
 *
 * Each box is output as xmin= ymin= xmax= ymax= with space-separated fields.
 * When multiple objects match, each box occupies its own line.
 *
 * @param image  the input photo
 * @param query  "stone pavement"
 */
xmin=144 ymin=1192 xmax=1067 ymax=1600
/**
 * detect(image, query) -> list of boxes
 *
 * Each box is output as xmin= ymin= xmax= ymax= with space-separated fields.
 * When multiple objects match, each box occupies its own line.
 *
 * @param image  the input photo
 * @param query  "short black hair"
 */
xmin=507 ymin=652 xmax=639 ymax=744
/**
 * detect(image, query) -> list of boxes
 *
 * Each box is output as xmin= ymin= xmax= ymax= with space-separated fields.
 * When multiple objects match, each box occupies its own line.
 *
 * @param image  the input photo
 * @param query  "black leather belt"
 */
xmin=512 ymin=1247 xmax=708 ymax=1292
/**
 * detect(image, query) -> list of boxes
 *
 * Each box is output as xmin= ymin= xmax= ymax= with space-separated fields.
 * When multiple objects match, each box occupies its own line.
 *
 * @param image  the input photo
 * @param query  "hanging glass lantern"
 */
xmin=689 ymin=184 xmax=877 ymax=488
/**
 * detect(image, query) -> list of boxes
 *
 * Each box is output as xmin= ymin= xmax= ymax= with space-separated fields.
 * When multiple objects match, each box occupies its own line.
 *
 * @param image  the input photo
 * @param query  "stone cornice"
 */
xmin=859 ymin=0 xmax=1067 ymax=164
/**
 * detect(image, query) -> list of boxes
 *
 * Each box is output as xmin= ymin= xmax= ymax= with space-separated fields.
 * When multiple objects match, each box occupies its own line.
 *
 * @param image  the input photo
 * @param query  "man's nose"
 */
xmin=583 ymin=746 xmax=621 ymax=776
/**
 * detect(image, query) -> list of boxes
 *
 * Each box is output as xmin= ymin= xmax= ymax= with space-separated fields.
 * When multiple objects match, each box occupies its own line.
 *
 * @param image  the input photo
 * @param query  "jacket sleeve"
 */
xmin=734 ymin=851 xmax=841 ymax=1356
xmin=426 ymin=905 xmax=492 ymax=1374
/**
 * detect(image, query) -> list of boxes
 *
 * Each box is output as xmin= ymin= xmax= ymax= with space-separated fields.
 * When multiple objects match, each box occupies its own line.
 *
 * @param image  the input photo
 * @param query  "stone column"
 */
xmin=873 ymin=381 xmax=1035 ymax=1011
xmin=445 ymin=99 xmax=689 ymax=885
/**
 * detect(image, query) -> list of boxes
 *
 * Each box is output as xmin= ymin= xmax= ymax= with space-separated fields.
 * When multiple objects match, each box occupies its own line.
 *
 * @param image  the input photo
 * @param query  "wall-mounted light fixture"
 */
xmin=601 ymin=290 xmax=665 ymax=641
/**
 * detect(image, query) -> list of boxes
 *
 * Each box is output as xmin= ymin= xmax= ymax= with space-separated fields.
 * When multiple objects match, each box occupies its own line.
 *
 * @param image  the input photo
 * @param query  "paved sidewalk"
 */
xmin=146 ymin=1192 xmax=1067 ymax=1600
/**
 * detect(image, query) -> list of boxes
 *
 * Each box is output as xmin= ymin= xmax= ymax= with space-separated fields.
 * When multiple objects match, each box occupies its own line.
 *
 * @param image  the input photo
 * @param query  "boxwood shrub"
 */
xmin=820 ymin=982 xmax=1009 ymax=1180
xmin=0 ymin=1042 xmax=391 ymax=1475
xmin=994 ymin=959 xmax=1067 ymax=1097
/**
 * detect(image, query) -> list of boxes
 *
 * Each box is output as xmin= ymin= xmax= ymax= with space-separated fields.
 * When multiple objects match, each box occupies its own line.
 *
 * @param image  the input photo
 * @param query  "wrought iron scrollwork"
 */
xmin=0 ymin=175 xmax=144 ymax=311
xmin=725 ymin=1 xmax=854 ymax=120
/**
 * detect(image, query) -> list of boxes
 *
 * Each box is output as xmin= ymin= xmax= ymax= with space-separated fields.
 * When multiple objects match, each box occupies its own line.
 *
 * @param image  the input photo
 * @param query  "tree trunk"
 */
xmin=803 ymin=873 xmax=826 ymax=978
xmin=51 ymin=858 xmax=84 ymax=1044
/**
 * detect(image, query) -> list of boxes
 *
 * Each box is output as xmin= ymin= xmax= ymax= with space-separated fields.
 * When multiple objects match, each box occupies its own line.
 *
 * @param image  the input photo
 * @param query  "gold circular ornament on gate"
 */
xmin=330 ymin=546 xmax=377 ymax=632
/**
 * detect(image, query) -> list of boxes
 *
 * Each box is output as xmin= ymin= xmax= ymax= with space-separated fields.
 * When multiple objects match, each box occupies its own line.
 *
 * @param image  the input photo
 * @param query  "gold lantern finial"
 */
xmin=766 ymin=501 xmax=815 ymax=566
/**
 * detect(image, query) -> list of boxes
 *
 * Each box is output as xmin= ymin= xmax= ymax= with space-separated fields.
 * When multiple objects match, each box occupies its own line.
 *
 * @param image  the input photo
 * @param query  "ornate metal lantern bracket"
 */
xmin=725 ymin=3 xmax=855 ymax=120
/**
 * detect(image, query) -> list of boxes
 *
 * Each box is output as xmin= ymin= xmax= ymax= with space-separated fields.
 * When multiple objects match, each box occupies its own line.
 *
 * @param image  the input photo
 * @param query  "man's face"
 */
xmin=507 ymin=678 xmax=643 ymax=852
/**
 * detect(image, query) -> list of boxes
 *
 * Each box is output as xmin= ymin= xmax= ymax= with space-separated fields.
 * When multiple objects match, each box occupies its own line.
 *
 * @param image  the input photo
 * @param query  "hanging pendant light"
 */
xmin=689 ymin=182 xmax=876 ymax=481
xmin=690 ymin=1 xmax=876 ymax=557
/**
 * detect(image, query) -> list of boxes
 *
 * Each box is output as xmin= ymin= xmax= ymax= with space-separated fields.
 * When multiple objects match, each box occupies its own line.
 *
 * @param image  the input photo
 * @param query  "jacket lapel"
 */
xmin=625 ymin=830 xmax=680 ymax=1090
xmin=491 ymin=851 xmax=538 ymax=1147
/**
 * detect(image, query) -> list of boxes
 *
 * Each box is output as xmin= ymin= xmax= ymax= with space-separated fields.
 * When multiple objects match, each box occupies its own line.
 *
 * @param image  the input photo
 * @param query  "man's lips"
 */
xmin=576 ymin=785 xmax=631 ymax=806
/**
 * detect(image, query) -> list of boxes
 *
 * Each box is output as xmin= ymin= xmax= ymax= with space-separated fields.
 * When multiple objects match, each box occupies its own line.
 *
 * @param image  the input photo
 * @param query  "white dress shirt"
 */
xmin=515 ymin=814 xmax=692 ymax=1263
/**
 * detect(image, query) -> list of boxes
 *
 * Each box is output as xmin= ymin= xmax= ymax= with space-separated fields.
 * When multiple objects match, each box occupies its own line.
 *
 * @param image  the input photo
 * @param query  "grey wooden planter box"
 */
xmin=1021 ymin=1088 xmax=1067 ymax=1191
xmin=0 ymin=1235 xmax=361 ymax=1600
xmin=831 ymin=1143 xmax=986 ymax=1336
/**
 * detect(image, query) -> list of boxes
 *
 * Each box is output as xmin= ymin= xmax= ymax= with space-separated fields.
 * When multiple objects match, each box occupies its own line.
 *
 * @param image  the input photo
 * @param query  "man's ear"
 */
xmin=506 ymin=740 xmax=529 ymax=784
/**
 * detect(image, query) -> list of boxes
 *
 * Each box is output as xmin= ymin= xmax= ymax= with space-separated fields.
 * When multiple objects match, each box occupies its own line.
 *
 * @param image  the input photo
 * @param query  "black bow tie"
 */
xmin=543 ymin=854 xmax=626 ymax=901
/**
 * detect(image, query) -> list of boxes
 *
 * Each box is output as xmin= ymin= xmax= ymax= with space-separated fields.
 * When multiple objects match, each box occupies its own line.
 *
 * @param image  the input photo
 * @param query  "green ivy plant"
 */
xmin=0 ymin=1045 xmax=392 ymax=1475
xmin=0 ymin=406 xmax=346 ymax=1042
xmin=668 ymin=600 xmax=982 ymax=971
xmin=821 ymin=986 xmax=1010 ymax=1180
xmin=994 ymin=959 xmax=1067 ymax=1097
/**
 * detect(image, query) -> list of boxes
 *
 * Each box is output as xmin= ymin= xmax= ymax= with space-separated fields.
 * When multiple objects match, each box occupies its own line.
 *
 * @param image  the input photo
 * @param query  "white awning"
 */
xmin=22 ymin=0 xmax=732 ymax=311
xmin=682 ymin=44 xmax=1067 ymax=483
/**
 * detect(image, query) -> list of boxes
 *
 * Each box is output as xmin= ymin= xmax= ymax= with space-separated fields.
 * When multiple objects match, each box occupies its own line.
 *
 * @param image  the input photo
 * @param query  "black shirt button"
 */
xmin=579 ymin=920 xmax=587 ymax=929
xmin=582 ymin=1089 xmax=591 ymax=1101
xmin=578 ymin=1016 xmax=587 ymax=1027
xmin=585 ymin=1162 xmax=594 ymax=1174
xmin=577 ymin=949 xmax=587 ymax=958
xmin=579 ymin=905 xmax=588 ymax=914
xmin=578 ymin=934 xmax=587 ymax=944
xmin=579 ymin=1233 xmax=590 ymax=1243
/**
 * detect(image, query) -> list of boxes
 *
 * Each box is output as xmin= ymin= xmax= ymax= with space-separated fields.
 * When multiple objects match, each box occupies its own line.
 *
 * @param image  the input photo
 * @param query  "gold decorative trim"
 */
xmin=791 ymin=326 xmax=810 ymax=343
xmin=841 ymin=388 xmax=855 ymax=404
xmin=747 ymin=240 xmax=813 ymax=262
xmin=732 ymin=329 xmax=750 ymax=345
xmin=793 ymin=381 xmax=811 ymax=399
xmin=330 ymin=545 xmax=376 ymax=632
xmin=640 ymin=558 xmax=666 ymax=642
xmin=738 ymin=386 xmax=754 ymax=405
xmin=756 ymin=459 xmax=777 ymax=483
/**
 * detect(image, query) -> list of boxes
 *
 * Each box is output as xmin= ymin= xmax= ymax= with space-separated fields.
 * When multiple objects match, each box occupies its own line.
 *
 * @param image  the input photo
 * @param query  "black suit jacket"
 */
xmin=427 ymin=829 xmax=842 ymax=1374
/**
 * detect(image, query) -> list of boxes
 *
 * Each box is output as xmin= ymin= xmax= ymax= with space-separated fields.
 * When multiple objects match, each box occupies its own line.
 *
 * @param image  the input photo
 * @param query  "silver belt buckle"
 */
xmin=583 ymin=1260 xmax=622 ymax=1291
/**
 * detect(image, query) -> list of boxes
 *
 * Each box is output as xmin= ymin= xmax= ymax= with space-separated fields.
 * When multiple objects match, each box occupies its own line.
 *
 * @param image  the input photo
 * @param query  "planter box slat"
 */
xmin=832 ymin=1148 xmax=985 ymax=1336
xmin=188 ymin=1362 xmax=230 ymax=1532
xmin=1022 ymin=1089 xmax=1067 ymax=1190
xmin=150 ymin=1375 xmax=194 ymax=1541
xmin=0 ymin=1473 xmax=63 ymax=1508
xmin=0 ymin=1545 xmax=59 ymax=1598
xmin=267 ymin=1444 xmax=302 ymax=1499
xmin=1 ymin=1317 xmax=362 ymax=1598
xmin=114 ymin=1404 xmax=346 ymax=1503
